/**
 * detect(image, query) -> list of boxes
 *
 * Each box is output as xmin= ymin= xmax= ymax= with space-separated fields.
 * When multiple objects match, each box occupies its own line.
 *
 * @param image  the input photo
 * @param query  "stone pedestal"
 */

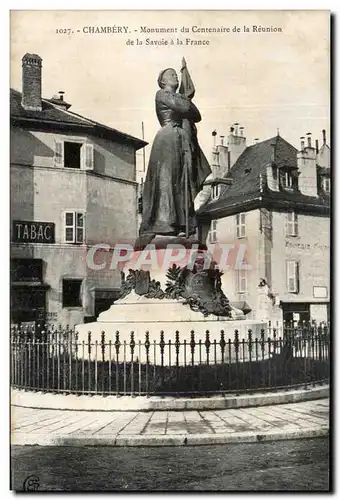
xmin=75 ymin=238 xmax=267 ymax=364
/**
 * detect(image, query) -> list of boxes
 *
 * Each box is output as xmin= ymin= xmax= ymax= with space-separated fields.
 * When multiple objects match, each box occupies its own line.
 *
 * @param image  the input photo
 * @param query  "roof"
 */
xmin=10 ymin=89 xmax=147 ymax=150
xmin=199 ymin=135 xmax=330 ymax=219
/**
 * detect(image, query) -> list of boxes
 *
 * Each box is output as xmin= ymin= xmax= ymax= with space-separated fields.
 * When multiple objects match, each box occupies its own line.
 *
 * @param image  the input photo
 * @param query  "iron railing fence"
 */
xmin=10 ymin=324 xmax=330 ymax=397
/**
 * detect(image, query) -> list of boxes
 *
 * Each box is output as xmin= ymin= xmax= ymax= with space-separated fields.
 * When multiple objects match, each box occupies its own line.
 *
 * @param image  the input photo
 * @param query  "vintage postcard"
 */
xmin=10 ymin=10 xmax=330 ymax=492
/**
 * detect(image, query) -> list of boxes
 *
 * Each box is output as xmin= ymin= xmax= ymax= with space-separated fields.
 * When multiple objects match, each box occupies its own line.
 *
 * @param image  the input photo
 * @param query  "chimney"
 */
xmin=50 ymin=90 xmax=72 ymax=110
xmin=227 ymin=123 xmax=247 ymax=168
xmin=220 ymin=135 xmax=225 ymax=146
xmin=306 ymin=132 xmax=312 ymax=148
xmin=239 ymin=126 xmax=244 ymax=137
xmin=297 ymin=135 xmax=317 ymax=197
xmin=21 ymin=53 xmax=42 ymax=111
xmin=315 ymin=139 xmax=319 ymax=154
xmin=317 ymin=130 xmax=330 ymax=168
xmin=254 ymin=138 xmax=259 ymax=144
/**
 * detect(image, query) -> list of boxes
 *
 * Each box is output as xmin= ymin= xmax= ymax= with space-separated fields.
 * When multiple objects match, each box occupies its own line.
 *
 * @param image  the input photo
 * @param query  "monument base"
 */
xmin=75 ymin=291 xmax=266 ymax=364
xmin=75 ymin=239 xmax=267 ymax=364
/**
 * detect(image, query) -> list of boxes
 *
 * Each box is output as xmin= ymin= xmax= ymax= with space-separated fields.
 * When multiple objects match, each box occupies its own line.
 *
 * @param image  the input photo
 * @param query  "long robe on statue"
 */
xmin=140 ymin=63 xmax=211 ymax=236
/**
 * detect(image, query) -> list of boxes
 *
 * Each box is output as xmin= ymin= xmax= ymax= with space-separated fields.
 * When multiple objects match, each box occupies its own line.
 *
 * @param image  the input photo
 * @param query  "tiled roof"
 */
xmin=10 ymin=89 xmax=147 ymax=150
xmin=199 ymin=135 xmax=330 ymax=218
xmin=220 ymin=135 xmax=297 ymax=200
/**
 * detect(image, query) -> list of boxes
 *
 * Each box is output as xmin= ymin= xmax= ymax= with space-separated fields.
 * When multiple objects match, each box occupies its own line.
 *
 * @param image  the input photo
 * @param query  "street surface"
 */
xmin=11 ymin=438 xmax=329 ymax=491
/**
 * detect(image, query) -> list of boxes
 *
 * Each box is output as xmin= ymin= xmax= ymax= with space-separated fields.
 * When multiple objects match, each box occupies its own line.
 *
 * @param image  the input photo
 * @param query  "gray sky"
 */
xmin=11 ymin=10 xmax=330 ymax=179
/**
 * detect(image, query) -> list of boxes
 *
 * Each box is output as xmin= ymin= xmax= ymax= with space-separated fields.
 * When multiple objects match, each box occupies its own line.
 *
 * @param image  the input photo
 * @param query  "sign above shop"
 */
xmin=12 ymin=221 xmax=55 ymax=244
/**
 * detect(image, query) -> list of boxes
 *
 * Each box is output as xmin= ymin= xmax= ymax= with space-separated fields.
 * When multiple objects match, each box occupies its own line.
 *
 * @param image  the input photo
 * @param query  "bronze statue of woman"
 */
xmin=139 ymin=62 xmax=211 ymax=239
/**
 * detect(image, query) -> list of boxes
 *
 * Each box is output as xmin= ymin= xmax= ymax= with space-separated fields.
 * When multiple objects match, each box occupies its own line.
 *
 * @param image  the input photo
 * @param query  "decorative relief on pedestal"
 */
xmin=120 ymin=259 xmax=234 ymax=318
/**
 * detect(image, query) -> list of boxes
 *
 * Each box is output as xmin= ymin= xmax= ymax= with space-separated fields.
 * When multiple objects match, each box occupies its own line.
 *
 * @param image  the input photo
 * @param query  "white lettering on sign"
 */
xmin=13 ymin=221 xmax=55 ymax=243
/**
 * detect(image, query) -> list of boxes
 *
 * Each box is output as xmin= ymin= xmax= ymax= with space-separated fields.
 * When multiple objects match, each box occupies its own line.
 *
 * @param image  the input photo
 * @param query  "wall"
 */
xmin=204 ymin=208 xmax=330 ymax=324
xmin=270 ymin=211 xmax=330 ymax=305
xmin=10 ymin=128 xmax=136 ymax=181
xmin=207 ymin=209 xmax=261 ymax=318
xmin=11 ymin=125 xmax=138 ymax=326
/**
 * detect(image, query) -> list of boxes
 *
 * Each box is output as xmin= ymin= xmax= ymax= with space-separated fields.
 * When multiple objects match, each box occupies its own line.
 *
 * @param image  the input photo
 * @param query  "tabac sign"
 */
xmin=12 ymin=221 xmax=55 ymax=244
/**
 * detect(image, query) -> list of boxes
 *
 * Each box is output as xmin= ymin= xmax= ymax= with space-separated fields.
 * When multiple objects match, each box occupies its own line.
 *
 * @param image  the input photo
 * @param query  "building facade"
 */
xmin=11 ymin=53 xmax=147 ymax=327
xmin=198 ymin=126 xmax=330 ymax=326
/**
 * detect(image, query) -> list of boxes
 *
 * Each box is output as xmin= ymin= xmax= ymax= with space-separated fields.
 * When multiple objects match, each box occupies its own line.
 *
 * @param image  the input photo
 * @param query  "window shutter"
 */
xmin=287 ymin=260 xmax=299 ymax=293
xmin=64 ymin=211 xmax=75 ymax=243
xmin=241 ymin=213 xmax=246 ymax=237
xmin=238 ymin=270 xmax=247 ymax=293
xmin=295 ymin=261 xmax=300 ymax=293
xmin=76 ymin=212 xmax=85 ymax=243
xmin=82 ymin=143 xmax=94 ymax=170
xmin=54 ymin=140 xmax=63 ymax=167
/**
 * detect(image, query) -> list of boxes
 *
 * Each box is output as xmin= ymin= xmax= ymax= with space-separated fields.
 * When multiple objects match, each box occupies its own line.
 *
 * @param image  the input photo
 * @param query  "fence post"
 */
xmin=101 ymin=331 xmax=105 ymax=395
xmin=160 ymin=330 xmax=165 ymax=389
xmin=175 ymin=330 xmax=180 ymax=385
xmin=108 ymin=337 xmax=112 ymax=395
xmin=115 ymin=331 xmax=120 ymax=396
xmin=205 ymin=330 xmax=210 ymax=366
xmin=130 ymin=331 xmax=135 ymax=396
xmin=75 ymin=331 xmax=79 ymax=393
xmin=260 ymin=328 xmax=265 ymax=388
xmin=145 ymin=331 xmax=150 ymax=397
xmin=87 ymin=331 xmax=92 ymax=393
xmin=248 ymin=329 xmax=252 ymax=389
xmin=234 ymin=330 xmax=239 ymax=391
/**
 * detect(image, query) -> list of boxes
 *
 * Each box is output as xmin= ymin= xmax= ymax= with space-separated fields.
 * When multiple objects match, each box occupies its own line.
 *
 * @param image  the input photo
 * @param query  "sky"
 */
xmin=10 ymin=10 xmax=330 ymax=180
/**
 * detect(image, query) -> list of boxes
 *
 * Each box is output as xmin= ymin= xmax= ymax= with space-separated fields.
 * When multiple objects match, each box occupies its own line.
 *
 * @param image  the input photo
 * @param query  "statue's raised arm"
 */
xmin=139 ymin=63 xmax=211 ymax=239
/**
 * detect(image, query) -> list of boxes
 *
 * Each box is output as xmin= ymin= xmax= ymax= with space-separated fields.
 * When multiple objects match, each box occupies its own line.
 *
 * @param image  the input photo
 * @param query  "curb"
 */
xmin=11 ymin=426 xmax=329 ymax=447
xmin=11 ymin=385 xmax=329 ymax=412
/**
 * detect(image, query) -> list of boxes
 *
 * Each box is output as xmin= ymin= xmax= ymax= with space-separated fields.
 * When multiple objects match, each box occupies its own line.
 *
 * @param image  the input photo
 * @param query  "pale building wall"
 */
xmin=11 ymin=126 xmax=138 ymax=326
xmin=10 ymin=128 xmax=136 ymax=181
xmin=271 ymin=211 xmax=330 ymax=308
xmin=204 ymin=208 xmax=330 ymax=324
xmin=207 ymin=209 xmax=261 ymax=319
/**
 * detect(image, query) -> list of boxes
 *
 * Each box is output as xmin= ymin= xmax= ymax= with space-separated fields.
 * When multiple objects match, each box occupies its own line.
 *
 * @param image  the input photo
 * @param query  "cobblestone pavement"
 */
xmin=11 ymin=398 xmax=329 ymax=447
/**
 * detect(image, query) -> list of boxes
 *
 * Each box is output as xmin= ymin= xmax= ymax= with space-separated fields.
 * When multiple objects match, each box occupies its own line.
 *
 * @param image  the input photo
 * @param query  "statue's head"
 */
xmin=158 ymin=68 xmax=179 ymax=90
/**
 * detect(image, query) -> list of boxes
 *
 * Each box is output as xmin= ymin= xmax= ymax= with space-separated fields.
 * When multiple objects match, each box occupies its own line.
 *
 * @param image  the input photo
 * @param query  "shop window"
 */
xmin=62 ymin=279 xmax=83 ymax=307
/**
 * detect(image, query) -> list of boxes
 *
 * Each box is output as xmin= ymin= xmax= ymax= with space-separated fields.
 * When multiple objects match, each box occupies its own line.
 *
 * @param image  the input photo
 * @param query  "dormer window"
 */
xmin=212 ymin=184 xmax=220 ymax=200
xmin=280 ymin=168 xmax=299 ymax=191
xmin=281 ymin=170 xmax=293 ymax=188
xmin=322 ymin=177 xmax=331 ymax=193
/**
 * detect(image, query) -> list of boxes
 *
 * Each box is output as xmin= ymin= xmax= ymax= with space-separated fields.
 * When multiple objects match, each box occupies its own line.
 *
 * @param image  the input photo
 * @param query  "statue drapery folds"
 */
xmin=139 ymin=60 xmax=211 ymax=237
